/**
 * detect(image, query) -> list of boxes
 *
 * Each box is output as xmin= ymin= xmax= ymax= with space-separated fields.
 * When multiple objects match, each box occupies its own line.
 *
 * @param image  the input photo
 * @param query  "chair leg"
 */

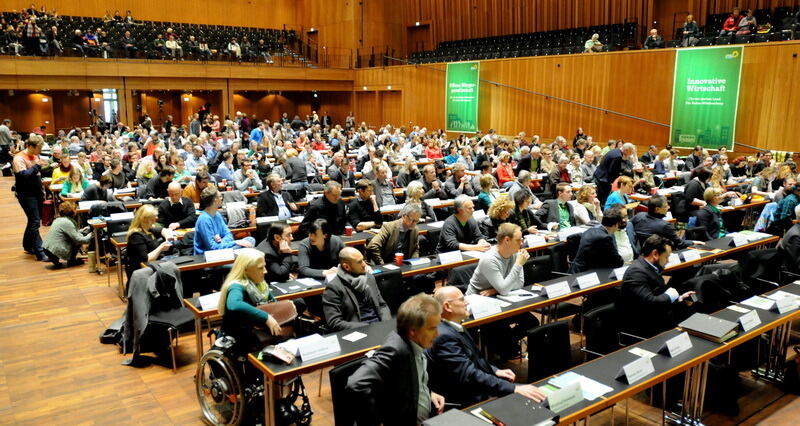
xmin=318 ymin=368 xmax=324 ymax=397
xmin=169 ymin=327 xmax=178 ymax=373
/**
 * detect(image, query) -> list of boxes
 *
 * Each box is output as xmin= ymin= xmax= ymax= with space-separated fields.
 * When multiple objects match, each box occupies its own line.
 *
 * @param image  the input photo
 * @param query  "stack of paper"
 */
xmin=497 ymin=289 xmax=538 ymax=303
xmin=547 ymin=371 xmax=613 ymax=401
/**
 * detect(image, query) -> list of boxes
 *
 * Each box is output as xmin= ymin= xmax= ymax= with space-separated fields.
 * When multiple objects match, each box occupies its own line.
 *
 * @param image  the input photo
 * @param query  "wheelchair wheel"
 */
xmin=196 ymin=349 xmax=245 ymax=425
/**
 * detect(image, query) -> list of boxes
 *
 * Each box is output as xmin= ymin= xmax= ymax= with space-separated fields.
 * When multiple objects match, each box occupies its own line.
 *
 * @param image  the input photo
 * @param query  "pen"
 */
xmin=479 ymin=409 xmax=505 ymax=426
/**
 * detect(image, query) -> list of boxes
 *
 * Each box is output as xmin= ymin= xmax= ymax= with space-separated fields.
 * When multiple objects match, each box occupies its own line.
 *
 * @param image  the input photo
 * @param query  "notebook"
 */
xmin=678 ymin=313 xmax=738 ymax=343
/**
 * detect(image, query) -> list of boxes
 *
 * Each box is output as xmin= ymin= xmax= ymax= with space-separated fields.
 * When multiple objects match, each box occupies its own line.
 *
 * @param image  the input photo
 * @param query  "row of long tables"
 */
xmin=240 ymin=233 xmax=778 ymax=425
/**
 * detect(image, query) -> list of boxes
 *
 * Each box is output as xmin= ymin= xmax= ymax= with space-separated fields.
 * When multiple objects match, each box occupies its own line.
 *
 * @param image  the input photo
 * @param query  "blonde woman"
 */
xmin=574 ymin=185 xmax=603 ymax=223
xmin=125 ymin=205 xmax=173 ymax=280
xmin=476 ymin=174 xmax=497 ymax=212
xmin=76 ymin=152 xmax=93 ymax=179
xmin=60 ymin=167 xmax=89 ymax=198
xmin=217 ymin=248 xmax=282 ymax=347
xmin=481 ymin=196 xmax=515 ymax=239
xmin=406 ymin=180 xmax=437 ymax=222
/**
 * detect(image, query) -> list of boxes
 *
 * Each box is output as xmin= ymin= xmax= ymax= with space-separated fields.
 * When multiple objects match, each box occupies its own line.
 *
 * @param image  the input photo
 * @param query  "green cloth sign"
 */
xmin=445 ymin=62 xmax=480 ymax=133
xmin=670 ymin=46 xmax=743 ymax=150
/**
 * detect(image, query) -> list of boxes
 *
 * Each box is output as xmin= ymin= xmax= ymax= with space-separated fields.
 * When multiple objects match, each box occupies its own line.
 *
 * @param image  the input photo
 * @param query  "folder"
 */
xmin=678 ymin=313 xmax=738 ymax=343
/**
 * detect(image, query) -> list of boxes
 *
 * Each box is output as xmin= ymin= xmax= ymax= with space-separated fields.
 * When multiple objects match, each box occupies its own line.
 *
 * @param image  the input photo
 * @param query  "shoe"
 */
xmin=51 ymin=262 xmax=64 ymax=269
xmin=67 ymin=259 xmax=85 ymax=267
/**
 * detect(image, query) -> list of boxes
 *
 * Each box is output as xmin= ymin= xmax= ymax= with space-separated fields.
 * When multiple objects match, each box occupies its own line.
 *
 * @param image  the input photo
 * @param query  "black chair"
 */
xmin=523 ymin=254 xmax=553 ymax=285
xmin=329 ymin=356 xmax=365 ymax=426
xmin=526 ymin=320 xmax=571 ymax=382
xmin=375 ymin=269 xmax=409 ymax=315
xmin=715 ymin=36 xmax=733 ymax=45
xmin=734 ymin=34 xmax=752 ymax=44
xmin=446 ymin=264 xmax=478 ymax=294
xmin=581 ymin=303 xmax=619 ymax=360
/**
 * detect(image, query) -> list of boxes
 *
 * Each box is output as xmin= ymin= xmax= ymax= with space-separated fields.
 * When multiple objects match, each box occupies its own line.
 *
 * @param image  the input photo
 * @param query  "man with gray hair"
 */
xmin=300 ymin=180 xmax=347 ymax=236
xmin=417 ymin=164 xmax=447 ymax=200
xmin=507 ymin=170 xmax=543 ymax=209
xmin=347 ymin=293 xmax=445 ymax=425
xmin=444 ymin=162 xmax=475 ymax=199
xmin=438 ymin=195 xmax=490 ymax=253
xmin=366 ymin=203 xmax=422 ymax=265
xmin=372 ymin=164 xmax=396 ymax=206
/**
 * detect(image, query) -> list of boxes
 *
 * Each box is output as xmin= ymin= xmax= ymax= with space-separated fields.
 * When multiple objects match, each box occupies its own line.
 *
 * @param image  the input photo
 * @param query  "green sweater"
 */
xmin=42 ymin=217 xmax=92 ymax=260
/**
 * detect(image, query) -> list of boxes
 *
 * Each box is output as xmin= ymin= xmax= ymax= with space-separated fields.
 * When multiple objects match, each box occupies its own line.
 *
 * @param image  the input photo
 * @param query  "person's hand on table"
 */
xmin=476 ymin=240 xmax=491 ymax=251
xmin=479 ymin=288 xmax=498 ymax=297
xmin=430 ymin=392 xmax=445 ymax=414
xmin=235 ymin=239 xmax=253 ymax=248
xmin=515 ymin=384 xmax=546 ymax=402
xmin=169 ymin=222 xmax=180 ymax=230
xmin=527 ymin=226 xmax=539 ymax=234
xmin=495 ymin=369 xmax=515 ymax=381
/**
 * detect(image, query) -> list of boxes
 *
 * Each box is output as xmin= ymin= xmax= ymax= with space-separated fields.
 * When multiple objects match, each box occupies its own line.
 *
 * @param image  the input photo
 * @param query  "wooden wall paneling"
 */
xmin=50 ymin=91 xmax=100 ymax=132
xmin=0 ymin=92 xmax=54 ymax=134
xmin=379 ymin=91 xmax=402 ymax=126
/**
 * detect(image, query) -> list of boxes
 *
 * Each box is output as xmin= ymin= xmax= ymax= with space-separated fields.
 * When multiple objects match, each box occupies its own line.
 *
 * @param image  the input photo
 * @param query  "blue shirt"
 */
xmin=250 ymin=127 xmax=263 ymax=143
xmin=216 ymin=162 xmax=235 ymax=182
xmin=194 ymin=210 xmax=235 ymax=254
xmin=604 ymin=190 xmax=631 ymax=209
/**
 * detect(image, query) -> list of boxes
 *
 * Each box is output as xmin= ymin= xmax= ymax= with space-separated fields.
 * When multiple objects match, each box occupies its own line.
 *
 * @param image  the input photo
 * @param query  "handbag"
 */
xmin=253 ymin=301 xmax=298 ymax=345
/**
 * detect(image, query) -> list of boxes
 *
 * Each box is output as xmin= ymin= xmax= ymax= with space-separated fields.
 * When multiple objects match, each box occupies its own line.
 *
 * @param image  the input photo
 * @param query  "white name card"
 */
xmin=616 ymin=355 xmax=655 ymax=384
xmin=681 ymin=250 xmax=702 ymax=262
xmin=204 ymin=248 xmax=235 ymax=263
xmin=524 ymin=234 xmax=547 ymax=248
xmin=666 ymin=253 xmax=681 ymax=267
xmin=438 ymin=251 xmax=463 ymax=265
xmin=470 ymin=303 xmax=502 ymax=319
xmin=406 ymin=257 xmax=431 ymax=266
xmin=775 ymin=296 xmax=799 ymax=314
xmin=298 ymin=335 xmax=341 ymax=361
xmin=545 ymin=281 xmax=572 ymax=299
xmin=257 ymin=216 xmax=278 ymax=224
xmin=659 ymin=332 xmax=693 ymax=358
xmin=109 ymin=212 xmax=134 ymax=221
xmin=731 ymin=234 xmax=749 ymax=247
xmin=472 ymin=209 xmax=487 ymax=221
xmin=576 ymin=272 xmax=601 ymax=290
xmin=427 ymin=221 xmax=445 ymax=229
xmin=547 ymin=381 xmax=584 ymax=413
xmin=613 ymin=266 xmax=629 ymax=280
xmin=738 ymin=309 xmax=761 ymax=331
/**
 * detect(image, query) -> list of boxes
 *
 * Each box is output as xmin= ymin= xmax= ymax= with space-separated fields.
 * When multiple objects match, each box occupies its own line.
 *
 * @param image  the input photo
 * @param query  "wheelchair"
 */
xmin=196 ymin=334 xmax=312 ymax=426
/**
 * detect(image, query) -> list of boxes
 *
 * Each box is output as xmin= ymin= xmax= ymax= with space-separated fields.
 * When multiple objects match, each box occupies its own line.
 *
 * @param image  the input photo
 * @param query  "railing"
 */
xmin=355 ymin=46 xmax=404 ymax=68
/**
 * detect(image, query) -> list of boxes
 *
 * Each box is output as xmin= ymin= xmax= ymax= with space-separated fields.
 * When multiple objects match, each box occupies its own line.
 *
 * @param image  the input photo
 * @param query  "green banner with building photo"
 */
xmin=670 ymin=46 xmax=743 ymax=150
xmin=445 ymin=62 xmax=480 ymax=133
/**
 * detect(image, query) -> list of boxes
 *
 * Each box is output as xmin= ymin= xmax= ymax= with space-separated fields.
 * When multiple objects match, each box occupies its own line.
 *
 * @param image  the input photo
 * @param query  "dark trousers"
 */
xmin=18 ymin=195 xmax=44 ymax=255
xmin=596 ymin=180 xmax=612 ymax=206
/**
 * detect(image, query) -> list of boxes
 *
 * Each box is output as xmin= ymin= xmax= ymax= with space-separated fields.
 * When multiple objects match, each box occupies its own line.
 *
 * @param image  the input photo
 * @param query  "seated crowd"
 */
xmin=8 ymin=107 xmax=800 ymax=423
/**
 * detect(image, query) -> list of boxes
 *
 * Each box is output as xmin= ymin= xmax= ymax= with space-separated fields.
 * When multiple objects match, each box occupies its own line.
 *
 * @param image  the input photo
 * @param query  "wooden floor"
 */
xmin=0 ymin=174 xmax=798 ymax=425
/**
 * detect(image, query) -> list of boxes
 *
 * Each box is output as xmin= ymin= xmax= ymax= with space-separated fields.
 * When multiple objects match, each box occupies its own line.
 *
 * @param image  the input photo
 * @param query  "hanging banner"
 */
xmin=670 ymin=46 xmax=743 ymax=150
xmin=445 ymin=62 xmax=480 ymax=133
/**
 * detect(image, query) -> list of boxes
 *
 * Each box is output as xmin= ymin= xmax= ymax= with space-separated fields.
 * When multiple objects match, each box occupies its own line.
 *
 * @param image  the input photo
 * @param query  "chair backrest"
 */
xmin=446 ymin=264 xmax=478 ymax=294
xmin=583 ymin=303 xmax=618 ymax=359
xmin=107 ymin=218 xmax=132 ymax=236
xmin=526 ymin=319 xmax=571 ymax=382
xmin=523 ymin=254 xmax=553 ymax=285
xmin=329 ymin=355 xmax=365 ymax=426
xmin=375 ymin=269 xmax=408 ymax=315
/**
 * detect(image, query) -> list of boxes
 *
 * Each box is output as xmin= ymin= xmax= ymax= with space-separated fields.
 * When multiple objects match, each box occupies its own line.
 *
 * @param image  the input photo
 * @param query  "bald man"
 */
xmin=322 ymin=247 xmax=391 ymax=331
xmin=157 ymin=182 xmax=197 ymax=230
xmin=426 ymin=286 xmax=545 ymax=406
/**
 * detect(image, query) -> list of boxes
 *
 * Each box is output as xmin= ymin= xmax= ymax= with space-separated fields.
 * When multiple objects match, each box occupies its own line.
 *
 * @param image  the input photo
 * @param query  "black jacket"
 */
xmin=300 ymin=196 xmax=347 ymax=236
xmin=692 ymin=205 xmax=722 ymax=241
xmin=616 ymin=257 xmax=677 ymax=338
xmin=157 ymin=197 xmax=196 ymax=229
xmin=347 ymin=196 xmax=383 ymax=228
xmin=683 ymin=178 xmax=707 ymax=213
xmin=255 ymin=190 xmax=295 ymax=217
xmin=631 ymin=211 xmax=689 ymax=249
xmin=570 ymin=225 xmax=624 ymax=273
xmin=143 ymin=176 xmax=170 ymax=199
xmin=285 ymin=156 xmax=307 ymax=184
xmin=346 ymin=331 xmax=428 ymax=426
xmin=779 ymin=224 xmax=800 ymax=274
xmin=426 ymin=321 xmax=515 ymax=406
xmin=255 ymin=239 xmax=296 ymax=283
xmin=322 ymin=271 xmax=391 ymax=331
xmin=536 ymin=199 xmax=576 ymax=227
xmin=593 ymin=148 xmax=624 ymax=184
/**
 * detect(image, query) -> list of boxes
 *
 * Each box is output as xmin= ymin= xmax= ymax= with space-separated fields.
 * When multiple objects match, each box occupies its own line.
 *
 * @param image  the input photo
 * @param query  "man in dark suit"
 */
xmin=426 ymin=286 xmax=545 ymax=406
xmin=157 ymin=182 xmax=197 ymax=230
xmin=346 ymin=294 xmax=446 ymax=425
xmin=417 ymin=164 xmax=447 ymax=200
xmin=569 ymin=206 xmax=627 ymax=273
xmin=347 ymin=179 xmax=382 ymax=231
xmin=256 ymin=173 xmax=297 ymax=219
xmin=617 ymin=235 xmax=694 ymax=338
xmin=443 ymin=163 xmax=475 ymax=199
xmin=536 ymin=183 xmax=576 ymax=230
xmin=322 ymin=247 xmax=392 ymax=331
xmin=366 ymin=204 xmax=422 ymax=265
xmin=300 ymin=181 xmax=347 ymax=236
xmin=631 ymin=195 xmax=693 ymax=250
xmin=639 ymin=145 xmax=659 ymax=164
xmin=594 ymin=142 xmax=635 ymax=204
xmin=255 ymin=222 xmax=296 ymax=283
xmin=514 ymin=145 xmax=543 ymax=175
xmin=778 ymin=222 xmax=800 ymax=275
xmin=143 ymin=167 xmax=174 ymax=199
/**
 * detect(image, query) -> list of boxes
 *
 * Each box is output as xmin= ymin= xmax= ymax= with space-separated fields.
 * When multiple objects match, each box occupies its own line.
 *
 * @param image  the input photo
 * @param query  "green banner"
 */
xmin=445 ymin=62 xmax=480 ymax=133
xmin=670 ymin=46 xmax=743 ymax=150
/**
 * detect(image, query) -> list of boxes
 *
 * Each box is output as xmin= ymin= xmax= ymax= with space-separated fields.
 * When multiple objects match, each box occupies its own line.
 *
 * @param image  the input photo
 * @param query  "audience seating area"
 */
xmin=410 ymin=23 xmax=637 ymax=64
xmin=0 ymin=10 xmax=311 ymax=63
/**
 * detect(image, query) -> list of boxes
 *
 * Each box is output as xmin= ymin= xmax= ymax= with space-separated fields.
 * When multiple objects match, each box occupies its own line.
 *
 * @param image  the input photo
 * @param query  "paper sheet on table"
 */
xmin=765 ymin=291 xmax=800 ymax=303
xmin=547 ymin=371 xmax=613 ymax=401
xmin=198 ymin=292 xmax=221 ymax=311
xmin=426 ymin=221 xmax=445 ymax=229
xmin=342 ymin=331 xmax=367 ymax=343
xmin=296 ymin=278 xmax=323 ymax=287
xmin=727 ymin=305 xmax=751 ymax=313
xmin=382 ymin=264 xmax=400 ymax=270
xmin=462 ymin=250 xmax=489 ymax=259
xmin=278 ymin=334 xmax=323 ymax=356
xmin=496 ymin=289 xmax=538 ymax=303
xmin=741 ymin=295 xmax=776 ymax=310
xmin=465 ymin=294 xmax=510 ymax=318
xmin=629 ymin=347 xmax=657 ymax=359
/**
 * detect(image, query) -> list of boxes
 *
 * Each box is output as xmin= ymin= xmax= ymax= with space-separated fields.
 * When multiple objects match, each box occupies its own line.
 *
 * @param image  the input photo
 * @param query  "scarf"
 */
xmin=244 ymin=278 xmax=275 ymax=305
xmin=335 ymin=267 xmax=370 ymax=296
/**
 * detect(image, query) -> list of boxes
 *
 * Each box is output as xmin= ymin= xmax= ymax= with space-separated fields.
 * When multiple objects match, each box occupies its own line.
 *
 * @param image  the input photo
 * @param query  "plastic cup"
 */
xmin=395 ymin=252 xmax=404 ymax=266
xmin=345 ymin=226 xmax=353 ymax=236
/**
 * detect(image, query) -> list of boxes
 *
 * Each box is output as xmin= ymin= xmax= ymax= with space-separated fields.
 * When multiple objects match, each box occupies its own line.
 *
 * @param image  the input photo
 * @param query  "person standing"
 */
xmin=593 ymin=142 xmax=635 ymax=205
xmin=13 ymin=135 xmax=49 ymax=260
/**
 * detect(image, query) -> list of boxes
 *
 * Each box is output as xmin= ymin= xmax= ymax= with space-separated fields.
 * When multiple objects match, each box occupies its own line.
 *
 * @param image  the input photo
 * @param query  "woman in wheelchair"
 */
xmin=217 ymin=248 xmax=284 ymax=352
